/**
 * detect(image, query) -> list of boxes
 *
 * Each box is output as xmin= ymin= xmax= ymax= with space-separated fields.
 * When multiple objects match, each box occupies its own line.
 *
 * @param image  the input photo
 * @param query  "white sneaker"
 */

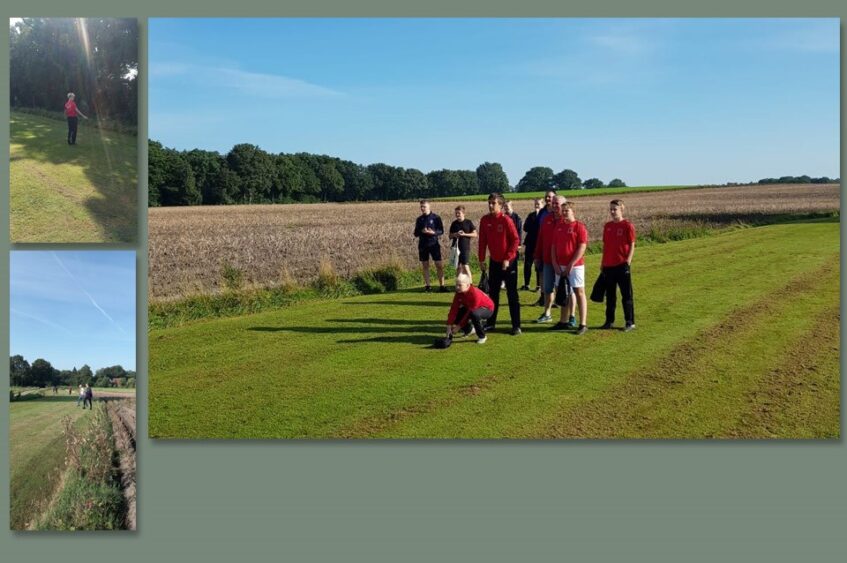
xmin=476 ymin=336 xmax=487 ymax=344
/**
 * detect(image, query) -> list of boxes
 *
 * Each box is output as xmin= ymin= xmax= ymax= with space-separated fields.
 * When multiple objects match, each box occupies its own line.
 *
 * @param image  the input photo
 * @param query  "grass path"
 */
xmin=149 ymin=221 xmax=840 ymax=439
xmin=10 ymin=397 xmax=88 ymax=529
xmin=9 ymin=111 xmax=137 ymax=242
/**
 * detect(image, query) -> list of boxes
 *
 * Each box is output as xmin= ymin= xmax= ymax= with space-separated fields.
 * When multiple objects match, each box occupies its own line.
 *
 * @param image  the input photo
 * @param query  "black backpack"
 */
xmin=554 ymin=274 xmax=572 ymax=307
xmin=433 ymin=336 xmax=453 ymax=349
xmin=478 ymin=271 xmax=490 ymax=294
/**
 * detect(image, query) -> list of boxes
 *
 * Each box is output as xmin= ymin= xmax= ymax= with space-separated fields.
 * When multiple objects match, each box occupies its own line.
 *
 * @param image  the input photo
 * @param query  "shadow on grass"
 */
xmin=336 ymin=334 xmax=437 ymax=345
xmin=249 ymin=323 xmax=444 ymax=335
xmin=663 ymin=211 xmax=839 ymax=226
xmin=10 ymin=112 xmax=137 ymax=242
xmin=343 ymin=300 xmax=448 ymax=307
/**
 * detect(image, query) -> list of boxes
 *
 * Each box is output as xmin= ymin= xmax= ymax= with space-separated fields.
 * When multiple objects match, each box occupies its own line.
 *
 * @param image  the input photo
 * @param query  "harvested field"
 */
xmin=148 ymin=183 xmax=839 ymax=301
xmin=105 ymin=398 xmax=136 ymax=530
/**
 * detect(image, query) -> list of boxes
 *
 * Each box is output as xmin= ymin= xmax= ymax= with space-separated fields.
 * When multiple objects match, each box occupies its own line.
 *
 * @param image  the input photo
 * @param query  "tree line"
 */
xmin=10 ymin=18 xmax=138 ymax=125
xmin=756 ymin=175 xmax=837 ymax=185
xmin=149 ymin=140 xmax=630 ymax=206
xmin=9 ymin=355 xmax=136 ymax=389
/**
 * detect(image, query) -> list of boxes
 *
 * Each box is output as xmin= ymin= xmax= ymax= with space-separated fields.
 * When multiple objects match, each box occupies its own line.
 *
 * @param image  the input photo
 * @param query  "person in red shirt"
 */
xmin=533 ymin=195 xmax=565 ymax=323
xmin=64 ymin=92 xmax=88 ymax=145
xmin=601 ymin=199 xmax=636 ymax=331
xmin=446 ymin=273 xmax=495 ymax=344
xmin=478 ymin=192 xmax=521 ymax=335
xmin=551 ymin=202 xmax=589 ymax=334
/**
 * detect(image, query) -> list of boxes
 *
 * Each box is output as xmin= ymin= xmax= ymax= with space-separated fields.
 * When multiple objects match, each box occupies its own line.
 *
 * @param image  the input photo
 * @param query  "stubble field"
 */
xmin=148 ymin=183 xmax=839 ymax=301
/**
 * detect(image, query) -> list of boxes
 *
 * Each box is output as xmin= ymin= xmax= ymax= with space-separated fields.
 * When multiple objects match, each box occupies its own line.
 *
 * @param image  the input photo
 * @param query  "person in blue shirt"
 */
xmin=414 ymin=200 xmax=446 ymax=292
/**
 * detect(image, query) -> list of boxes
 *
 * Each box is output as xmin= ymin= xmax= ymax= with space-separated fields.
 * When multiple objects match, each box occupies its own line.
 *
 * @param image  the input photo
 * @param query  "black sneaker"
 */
xmin=624 ymin=323 xmax=636 ymax=332
xmin=439 ymin=285 xmax=448 ymax=293
xmin=424 ymin=285 xmax=432 ymax=293
xmin=600 ymin=322 xmax=614 ymax=330
xmin=576 ymin=325 xmax=588 ymax=336
xmin=550 ymin=322 xmax=569 ymax=331
xmin=520 ymin=285 xmax=530 ymax=291
xmin=510 ymin=327 xmax=522 ymax=336
xmin=482 ymin=324 xmax=496 ymax=333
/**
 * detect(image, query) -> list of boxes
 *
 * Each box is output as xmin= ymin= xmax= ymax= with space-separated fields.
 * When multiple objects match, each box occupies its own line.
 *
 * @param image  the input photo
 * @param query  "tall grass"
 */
xmin=35 ymin=405 xmax=126 ymax=531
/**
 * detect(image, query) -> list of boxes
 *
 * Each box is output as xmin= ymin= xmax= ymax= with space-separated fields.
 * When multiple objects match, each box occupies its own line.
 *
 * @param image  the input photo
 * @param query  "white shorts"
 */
xmin=568 ymin=265 xmax=585 ymax=289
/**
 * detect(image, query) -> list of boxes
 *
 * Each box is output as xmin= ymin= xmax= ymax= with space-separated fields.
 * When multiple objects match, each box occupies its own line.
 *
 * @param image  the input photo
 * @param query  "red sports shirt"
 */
xmin=478 ymin=212 xmax=519 ymax=263
xmin=533 ymin=213 xmax=557 ymax=265
xmin=64 ymin=100 xmax=78 ymax=117
xmin=447 ymin=285 xmax=495 ymax=327
xmin=552 ymin=220 xmax=588 ymax=266
xmin=601 ymin=219 xmax=636 ymax=267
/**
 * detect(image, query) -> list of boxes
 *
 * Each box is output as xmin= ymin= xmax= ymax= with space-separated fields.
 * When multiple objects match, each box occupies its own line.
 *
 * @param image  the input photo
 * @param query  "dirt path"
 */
xmin=106 ymin=399 xmax=136 ymax=530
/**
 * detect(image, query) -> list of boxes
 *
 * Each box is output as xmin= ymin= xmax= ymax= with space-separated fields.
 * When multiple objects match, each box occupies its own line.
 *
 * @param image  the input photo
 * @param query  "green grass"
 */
xmin=149 ymin=219 xmax=840 ymax=439
xmin=10 ymin=111 xmax=137 ymax=242
xmin=10 ymin=396 xmax=88 ymax=530
xmin=434 ymin=184 xmax=704 ymax=201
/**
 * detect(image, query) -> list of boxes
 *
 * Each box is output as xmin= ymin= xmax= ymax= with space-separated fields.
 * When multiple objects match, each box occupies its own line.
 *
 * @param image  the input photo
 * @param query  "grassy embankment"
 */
xmin=149 ymin=219 xmax=840 ymax=439
xmin=10 ymin=111 xmax=137 ymax=242
xmin=10 ymin=396 xmax=131 ymax=530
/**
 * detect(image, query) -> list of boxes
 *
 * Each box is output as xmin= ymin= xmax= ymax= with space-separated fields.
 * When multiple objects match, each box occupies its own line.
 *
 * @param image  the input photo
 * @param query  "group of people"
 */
xmin=75 ymin=383 xmax=94 ymax=409
xmin=414 ymin=191 xmax=636 ymax=345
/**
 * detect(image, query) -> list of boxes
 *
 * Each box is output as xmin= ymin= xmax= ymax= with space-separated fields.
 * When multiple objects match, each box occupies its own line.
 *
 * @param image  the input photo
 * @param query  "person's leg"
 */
xmin=604 ymin=267 xmax=618 ymax=326
xmin=435 ymin=260 xmax=445 ymax=289
xmin=504 ymin=260 xmax=521 ymax=330
xmin=619 ymin=265 xmax=635 ymax=326
xmin=70 ymin=117 xmax=78 ymax=144
xmin=67 ymin=117 xmax=73 ymax=144
xmin=486 ymin=260 xmax=504 ymax=327
xmin=469 ymin=307 xmax=492 ymax=338
xmin=420 ymin=259 xmax=431 ymax=289
xmin=522 ymin=252 xmax=532 ymax=289
xmin=538 ymin=264 xmax=555 ymax=320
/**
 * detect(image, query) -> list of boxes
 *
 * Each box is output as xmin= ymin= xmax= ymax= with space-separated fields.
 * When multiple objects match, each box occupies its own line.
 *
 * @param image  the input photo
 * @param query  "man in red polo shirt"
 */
xmin=64 ymin=92 xmax=88 ymax=145
xmin=601 ymin=199 xmax=636 ymax=331
xmin=551 ymin=201 xmax=589 ymax=334
xmin=533 ymin=195 xmax=564 ymax=323
xmin=478 ymin=192 xmax=521 ymax=335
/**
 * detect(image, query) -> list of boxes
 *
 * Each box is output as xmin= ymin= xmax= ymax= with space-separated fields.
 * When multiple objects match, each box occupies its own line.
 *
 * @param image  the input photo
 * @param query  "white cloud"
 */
xmin=151 ymin=61 xmax=344 ymax=99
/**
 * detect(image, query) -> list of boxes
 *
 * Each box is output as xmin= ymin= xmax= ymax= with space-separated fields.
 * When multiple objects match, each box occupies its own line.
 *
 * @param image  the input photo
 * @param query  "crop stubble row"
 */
xmin=148 ymin=184 xmax=839 ymax=301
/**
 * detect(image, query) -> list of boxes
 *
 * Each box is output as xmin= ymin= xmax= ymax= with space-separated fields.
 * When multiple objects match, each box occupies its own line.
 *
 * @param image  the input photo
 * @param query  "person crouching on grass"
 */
xmin=478 ymin=192 xmax=522 ymax=335
xmin=601 ymin=199 xmax=636 ymax=331
xmin=64 ymin=92 xmax=88 ymax=145
xmin=446 ymin=273 xmax=495 ymax=344
xmin=551 ymin=202 xmax=589 ymax=334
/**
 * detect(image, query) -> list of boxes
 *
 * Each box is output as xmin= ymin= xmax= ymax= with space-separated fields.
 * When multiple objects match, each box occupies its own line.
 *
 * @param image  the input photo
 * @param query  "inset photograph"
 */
xmin=10 ymin=251 xmax=136 ymax=531
xmin=9 ymin=18 xmax=138 ymax=243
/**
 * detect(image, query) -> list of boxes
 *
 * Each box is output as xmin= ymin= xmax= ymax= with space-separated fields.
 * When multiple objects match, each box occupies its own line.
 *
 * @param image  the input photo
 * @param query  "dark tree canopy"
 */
xmin=553 ymin=169 xmax=582 ymax=191
xmin=476 ymin=162 xmax=511 ymax=194
xmin=9 ymin=355 xmax=134 ymax=388
xmin=10 ymin=18 xmax=138 ymax=126
xmin=583 ymin=178 xmax=605 ymax=190
xmin=517 ymin=167 xmax=555 ymax=192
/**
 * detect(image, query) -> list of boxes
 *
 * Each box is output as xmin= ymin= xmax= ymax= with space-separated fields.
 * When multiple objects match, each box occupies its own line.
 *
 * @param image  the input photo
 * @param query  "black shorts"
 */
xmin=419 ymin=244 xmax=442 ymax=262
xmin=458 ymin=249 xmax=470 ymax=265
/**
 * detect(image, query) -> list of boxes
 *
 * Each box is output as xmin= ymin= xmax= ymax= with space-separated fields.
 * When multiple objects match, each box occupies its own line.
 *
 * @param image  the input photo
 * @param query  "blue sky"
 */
xmin=10 ymin=251 xmax=136 ymax=371
xmin=149 ymin=18 xmax=839 ymax=186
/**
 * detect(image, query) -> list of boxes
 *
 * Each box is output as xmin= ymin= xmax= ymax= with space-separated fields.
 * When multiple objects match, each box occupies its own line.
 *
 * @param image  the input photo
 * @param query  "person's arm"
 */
xmin=626 ymin=223 xmax=636 ymax=265
xmin=77 ymin=109 xmax=88 ymax=119
xmin=551 ymin=242 xmax=560 ymax=273
xmin=568 ymin=225 xmax=589 ymax=271
xmin=478 ymin=219 xmax=488 ymax=268
xmin=503 ymin=217 xmax=519 ymax=267
xmin=464 ymin=221 xmax=477 ymax=238
xmin=448 ymin=223 xmax=459 ymax=239
xmin=434 ymin=216 xmax=444 ymax=237
xmin=413 ymin=217 xmax=421 ymax=238
xmin=446 ymin=294 xmax=460 ymax=326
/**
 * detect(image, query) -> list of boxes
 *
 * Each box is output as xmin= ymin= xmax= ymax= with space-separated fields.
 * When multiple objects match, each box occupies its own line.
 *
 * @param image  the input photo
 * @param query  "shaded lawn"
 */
xmin=149 ymin=222 xmax=840 ymax=439
xmin=9 ymin=111 xmax=137 ymax=243
xmin=10 ymin=397 xmax=88 ymax=530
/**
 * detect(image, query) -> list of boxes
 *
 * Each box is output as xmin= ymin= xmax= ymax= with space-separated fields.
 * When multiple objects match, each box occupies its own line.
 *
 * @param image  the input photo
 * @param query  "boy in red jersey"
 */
xmin=551 ymin=202 xmax=589 ymax=334
xmin=533 ymin=195 xmax=564 ymax=323
xmin=601 ymin=199 xmax=636 ymax=331
xmin=478 ymin=192 xmax=522 ymax=335
xmin=446 ymin=273 xmax=495 ymax=344
xmin=64 ymin=92 xmax=88 ymax=145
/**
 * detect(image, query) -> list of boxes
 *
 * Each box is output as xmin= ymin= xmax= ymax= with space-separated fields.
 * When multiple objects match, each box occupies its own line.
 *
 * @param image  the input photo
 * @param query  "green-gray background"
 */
xmin=1 ymin=2 xmax=844 ymax=560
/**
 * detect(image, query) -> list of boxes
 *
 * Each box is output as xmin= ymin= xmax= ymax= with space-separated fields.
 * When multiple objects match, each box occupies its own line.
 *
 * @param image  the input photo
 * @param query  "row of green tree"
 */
xmin=149 ymin=141 xmax=629 ymax=206
xmin=9 ymin=355 xmax=136 ymax=389
xmin=10 ymin=18 xmax=138 ymax=125
xmin=756 ymin=175 xmax=838 ymax=185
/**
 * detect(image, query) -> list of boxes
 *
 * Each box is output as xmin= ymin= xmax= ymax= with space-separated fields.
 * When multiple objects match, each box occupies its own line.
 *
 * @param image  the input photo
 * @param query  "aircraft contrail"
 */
xmin=51 ymin=252 xmax=128 ymax=337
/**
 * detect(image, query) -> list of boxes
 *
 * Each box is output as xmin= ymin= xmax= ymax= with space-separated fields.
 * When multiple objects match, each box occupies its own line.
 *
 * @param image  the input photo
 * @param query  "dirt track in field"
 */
xmin=105 ymin=398 xmax=136 ymax=530
xmin=148 ymin=183 xmax=839 ymax=300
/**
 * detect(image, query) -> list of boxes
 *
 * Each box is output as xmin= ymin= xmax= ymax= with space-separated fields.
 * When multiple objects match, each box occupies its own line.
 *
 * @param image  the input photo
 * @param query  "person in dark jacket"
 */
xmin=414 ymin=200 xmax=446 ymax=292
xmin=521 ymin=198 xmax=543 ymax=291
